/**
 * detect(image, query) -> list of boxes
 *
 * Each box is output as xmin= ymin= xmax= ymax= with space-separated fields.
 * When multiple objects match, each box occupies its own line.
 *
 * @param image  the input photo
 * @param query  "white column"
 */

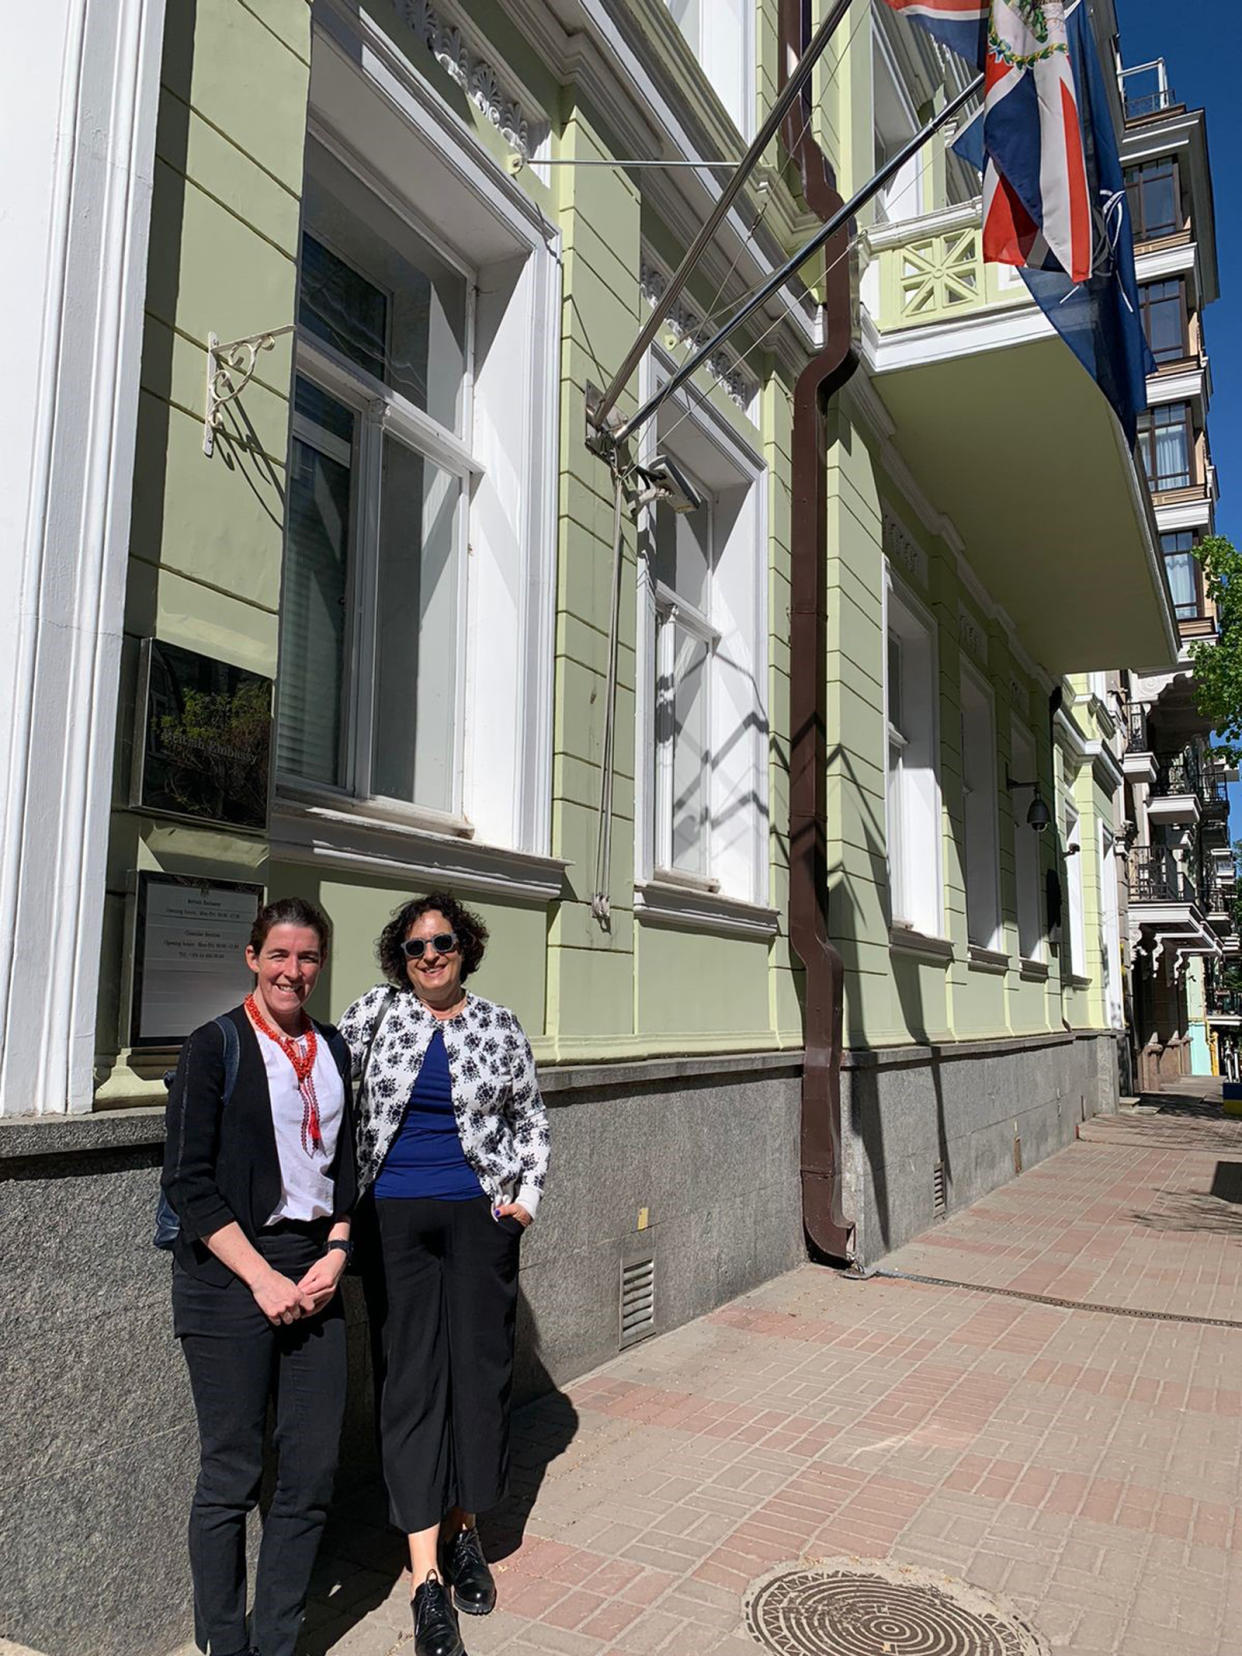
xmin=0 ymin=0 xmax=166 ymax=1113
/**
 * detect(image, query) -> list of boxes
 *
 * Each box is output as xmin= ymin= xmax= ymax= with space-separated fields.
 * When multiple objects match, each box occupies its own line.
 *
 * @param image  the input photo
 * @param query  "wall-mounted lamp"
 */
xmin=1006 ymin=773 xmax=1052 ymax=832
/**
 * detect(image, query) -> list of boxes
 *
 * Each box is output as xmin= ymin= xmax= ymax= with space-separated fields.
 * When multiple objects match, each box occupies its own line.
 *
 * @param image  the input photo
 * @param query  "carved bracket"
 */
xmin=203 ymin=326 xmax=296 ymax=457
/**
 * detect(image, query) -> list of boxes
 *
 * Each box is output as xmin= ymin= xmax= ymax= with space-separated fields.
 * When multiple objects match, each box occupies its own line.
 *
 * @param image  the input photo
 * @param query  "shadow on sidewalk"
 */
xmin=298 ymin=1287 xmax=578 ymax=1651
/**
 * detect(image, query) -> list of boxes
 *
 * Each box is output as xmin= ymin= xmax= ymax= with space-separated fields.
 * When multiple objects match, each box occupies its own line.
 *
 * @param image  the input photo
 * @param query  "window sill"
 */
xmin=1019 ymin=957 xmax=1050 ymax=982
xmin=1065 ymin=973 xmax=1093 ymax=990
xmin=270 ymin=796 xmax=569 ymax=903
xmin=889 ymin=924 xmax=955 ymax=963
xmin=650 ymin=866 xmax=720 ymax=896
xmin=634 ymin=881 xmax=779 ymax=939
xmin=967 ymin=944 xmax=1011 ymax=975
xmin=277 ymin=781 xmax=475 ymax=840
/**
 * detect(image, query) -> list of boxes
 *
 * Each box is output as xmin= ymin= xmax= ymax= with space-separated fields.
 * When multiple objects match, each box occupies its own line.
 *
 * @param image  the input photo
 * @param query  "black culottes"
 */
xmin=369 ymin=1195 xmax=522 ymax=1533
xmin=173 ymin=1223 xmax=347 ymax=1656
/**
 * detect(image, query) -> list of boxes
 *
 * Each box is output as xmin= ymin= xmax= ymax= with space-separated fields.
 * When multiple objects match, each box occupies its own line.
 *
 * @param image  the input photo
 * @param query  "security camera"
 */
xmin=633 ymin=452 xmax=703 ymax=515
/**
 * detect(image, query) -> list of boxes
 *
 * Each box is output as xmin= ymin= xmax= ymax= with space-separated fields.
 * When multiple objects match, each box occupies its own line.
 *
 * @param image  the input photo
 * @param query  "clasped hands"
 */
xmin=252 ymin=1250 xmax=347 ymax=1325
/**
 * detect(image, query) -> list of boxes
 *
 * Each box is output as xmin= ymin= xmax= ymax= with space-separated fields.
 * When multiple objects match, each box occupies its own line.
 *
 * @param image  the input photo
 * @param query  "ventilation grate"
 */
xmin=932 ymin=1161 xmax=947 ymax=1219
xmin=620 ymin=1256 xmax=655 ymax=1345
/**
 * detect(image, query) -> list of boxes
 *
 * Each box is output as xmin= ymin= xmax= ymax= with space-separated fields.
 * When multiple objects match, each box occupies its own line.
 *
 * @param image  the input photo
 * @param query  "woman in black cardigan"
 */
xmin=162 ymin=895 xmax=356 ymax=1656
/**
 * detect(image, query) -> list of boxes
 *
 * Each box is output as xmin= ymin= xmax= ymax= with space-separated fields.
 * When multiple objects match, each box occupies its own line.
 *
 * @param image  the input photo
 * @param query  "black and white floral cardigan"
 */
xmin=338 ymin=984 xmax=550 ymax=1217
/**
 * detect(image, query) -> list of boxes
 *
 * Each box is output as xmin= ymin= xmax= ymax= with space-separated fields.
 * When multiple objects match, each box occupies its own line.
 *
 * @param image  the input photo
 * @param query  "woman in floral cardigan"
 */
xmin=338 ymin=891 xmax=548 ymax=1656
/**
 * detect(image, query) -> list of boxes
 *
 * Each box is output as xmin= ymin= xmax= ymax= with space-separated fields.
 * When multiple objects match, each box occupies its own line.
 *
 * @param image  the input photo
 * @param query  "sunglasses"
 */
xmin=401 ymin=932 xmax=459 ymax=961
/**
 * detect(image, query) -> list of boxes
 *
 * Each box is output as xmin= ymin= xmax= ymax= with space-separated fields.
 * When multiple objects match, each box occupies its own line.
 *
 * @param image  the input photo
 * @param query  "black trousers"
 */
xmin=173 ymin=1224 xmax=347 ymax=1656
xmin=369 ymin=1195 xmax=521 ymax=1533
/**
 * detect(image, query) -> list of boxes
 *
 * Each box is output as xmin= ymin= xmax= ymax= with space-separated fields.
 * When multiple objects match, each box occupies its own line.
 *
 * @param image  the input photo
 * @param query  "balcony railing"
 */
xmin=1154 ymin=750 xmax=1204 ymax=799
xmin=1209 ymin=990 xmax=1242 ymax=1019
xmin=1129 ymin=846 xmax=1195 ymax=904
xmin=1203 ymin=783 xmax=1230 ymax=823
xmin=1201 ymin=878 xmax=1232 ymax=917
xmin=1124 ymin=87 xmax=1177 ymax=118
xmin=1123 ymin=702 xmax=1149 ymax=752
xmin=869 ymin=207 xmax=1031 ymax=333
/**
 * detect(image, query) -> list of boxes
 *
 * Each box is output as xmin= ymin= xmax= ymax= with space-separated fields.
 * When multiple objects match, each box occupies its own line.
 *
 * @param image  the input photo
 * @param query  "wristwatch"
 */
xmin=326 ymin=1238 xmax=353 ymax=1262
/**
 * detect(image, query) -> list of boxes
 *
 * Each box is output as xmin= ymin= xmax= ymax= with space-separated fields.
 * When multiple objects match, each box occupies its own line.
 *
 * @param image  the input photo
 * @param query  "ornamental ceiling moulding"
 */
xmin=399 ymin=0 xmax=550 ymax=162
xmin=640 ymin=261 xmax=759 ymax=413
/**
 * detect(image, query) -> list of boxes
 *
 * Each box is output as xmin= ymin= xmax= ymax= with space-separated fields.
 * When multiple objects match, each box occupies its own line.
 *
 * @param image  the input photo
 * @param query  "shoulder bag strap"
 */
xmin=357 ymin=987 xmax=398 ymax=1094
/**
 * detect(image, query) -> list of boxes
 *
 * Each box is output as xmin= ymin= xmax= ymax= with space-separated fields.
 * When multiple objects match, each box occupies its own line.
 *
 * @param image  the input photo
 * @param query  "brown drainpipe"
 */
xmin=779 ymin=0 xmax=858 ymax=1260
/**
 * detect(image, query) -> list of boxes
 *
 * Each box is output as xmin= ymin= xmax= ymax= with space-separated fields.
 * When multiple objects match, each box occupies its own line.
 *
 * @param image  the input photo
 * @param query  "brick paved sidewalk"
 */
xmin=301 ymin=1105 xmax=1242 ymax=1656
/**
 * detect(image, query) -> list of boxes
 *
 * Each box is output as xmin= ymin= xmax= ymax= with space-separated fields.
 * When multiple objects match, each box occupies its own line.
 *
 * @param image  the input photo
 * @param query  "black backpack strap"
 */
xmin=154 ymin=1014 xmax=240 ymax=1252
xmin=212 ymin=1013 xmax=241 ymax=1104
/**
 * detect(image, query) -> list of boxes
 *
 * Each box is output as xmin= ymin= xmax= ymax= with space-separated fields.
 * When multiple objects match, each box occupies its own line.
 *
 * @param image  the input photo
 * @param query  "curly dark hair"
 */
xmin=377 ymin=890 xmax=489 ymax=987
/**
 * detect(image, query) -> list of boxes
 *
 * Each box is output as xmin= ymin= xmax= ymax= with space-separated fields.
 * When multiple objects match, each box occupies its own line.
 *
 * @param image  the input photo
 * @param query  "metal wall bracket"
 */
xmin=203 ymin=325 xmax=296 ymax=457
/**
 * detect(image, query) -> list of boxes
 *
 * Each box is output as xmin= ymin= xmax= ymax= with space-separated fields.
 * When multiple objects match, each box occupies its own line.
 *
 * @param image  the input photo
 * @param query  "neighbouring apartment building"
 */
xmin=1110 ymin=55 xmax=1238 ymax=1092
xmin=0 ymin=4 xmax=1210 ymax=1653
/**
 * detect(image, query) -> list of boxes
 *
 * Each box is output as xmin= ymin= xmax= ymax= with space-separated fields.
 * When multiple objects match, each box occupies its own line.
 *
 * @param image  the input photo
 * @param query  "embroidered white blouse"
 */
xmin=338 ymin=986 xmax=550 ymax=1217
xmin=255 ymin=1030 xmax=346 ymax=1225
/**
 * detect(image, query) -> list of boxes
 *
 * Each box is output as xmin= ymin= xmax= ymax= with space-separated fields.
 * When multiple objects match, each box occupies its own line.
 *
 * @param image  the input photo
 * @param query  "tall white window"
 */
xmin=1010 ymin=720 xmax=1043 ymax=961
xmin=275 ymin=108 xmax=559 ymax=849
xmin=1100 ymin=825 xmax=1123 ymax=1026
xmin=637 ymin=366 xmax=767 ymax=904
xmin=666 ymin=0 xmax=753 ymax=137
xmin=886 ymin=580 xmax=941 ymax=936
xmin=960 ymin=667 xmax=1000 ymax=950
xmin=279 ymin=146 xmax=473 ymax=818
xmin=872 ymin=25 xmax=926 ymax=223
xmin=1065 ymin=801 xmax=1087 ymax=978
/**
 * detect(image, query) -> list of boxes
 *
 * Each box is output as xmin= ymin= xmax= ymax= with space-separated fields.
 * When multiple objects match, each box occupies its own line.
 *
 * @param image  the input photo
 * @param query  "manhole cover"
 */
xmin=744 ymin=1560 xmax=1049 ymax=1656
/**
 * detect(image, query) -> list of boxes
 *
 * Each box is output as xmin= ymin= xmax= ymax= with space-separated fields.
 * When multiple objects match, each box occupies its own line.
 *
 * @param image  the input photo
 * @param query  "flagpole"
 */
xmin=612 ymin=71 xmax=984 ymax=447
xmin=589 ymin=0 xmax=860 ymax=433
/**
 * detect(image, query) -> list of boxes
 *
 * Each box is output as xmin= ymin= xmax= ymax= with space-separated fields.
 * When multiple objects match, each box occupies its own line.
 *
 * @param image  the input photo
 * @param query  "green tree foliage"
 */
xmin=1191 ymin=536 xmax=1242 ymax=760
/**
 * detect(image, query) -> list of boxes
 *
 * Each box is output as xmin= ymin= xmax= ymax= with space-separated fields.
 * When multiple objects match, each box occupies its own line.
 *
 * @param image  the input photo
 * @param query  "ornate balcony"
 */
xmin=863 ymin=206 xmax=1177 ymax=675
xmin=1128 ymin=845 xmax=1221 ymax=971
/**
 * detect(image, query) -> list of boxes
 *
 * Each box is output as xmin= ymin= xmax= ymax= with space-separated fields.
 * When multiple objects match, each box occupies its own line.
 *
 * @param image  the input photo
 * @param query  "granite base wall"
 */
xmin=0 ymin=1057 xmax=804 ymax=1656
xmin=841 ymin=1029 xmax=1121 ymax=1264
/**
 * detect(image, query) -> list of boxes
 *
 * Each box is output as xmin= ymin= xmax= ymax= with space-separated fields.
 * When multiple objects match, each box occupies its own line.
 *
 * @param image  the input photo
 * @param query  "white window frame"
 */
xmin=871 ymin=16 xmax=927 ymax=224
xmin=274 ymin=14 xmax=561 ymax=858
xmin=1100 ymin=823 xmax=1124 ymax=1027
xmin=1010 ymin=718 xmax=1043 ymax=963
xmin=960 ymin=663 xmax=1001 ymax=951
xmin=1065 ymin=799 xmax=1088 ymax=979
xmin=634 ymin=351 xmax=769 ymax=910
xmin=651 ymin=535 xmax=723 ymax=884
xmin=665 ymin=0 xmax=755 ymax=139
xmin=282 ymin=308 xmax=479 ymax=823
xmin=884 ymin=569 xmax=943 ymax=938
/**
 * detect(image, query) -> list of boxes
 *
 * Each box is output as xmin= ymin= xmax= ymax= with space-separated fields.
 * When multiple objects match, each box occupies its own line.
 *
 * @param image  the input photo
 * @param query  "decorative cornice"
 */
xmin=640 ymin=259 xmax=759 ymax=412
xmin=882 ymin=506 xmax=928 ymax=590
xmin=958 ymin=604 xmax=985 ymax=664
xmin=398 ymin=0 xmax=549 ymax=161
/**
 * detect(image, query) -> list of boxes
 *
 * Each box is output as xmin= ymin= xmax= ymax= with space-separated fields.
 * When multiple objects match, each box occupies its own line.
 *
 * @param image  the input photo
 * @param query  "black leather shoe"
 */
xmin=412 ymin=1571 xmax=465 ymax=1656
xmin=443 ymin=1524 xmax=497 ymax=1616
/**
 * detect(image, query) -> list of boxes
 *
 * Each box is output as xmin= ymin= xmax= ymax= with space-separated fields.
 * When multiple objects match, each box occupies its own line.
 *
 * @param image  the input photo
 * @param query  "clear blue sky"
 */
xmin=1115 ymin=1 xmax=1241 ymax=835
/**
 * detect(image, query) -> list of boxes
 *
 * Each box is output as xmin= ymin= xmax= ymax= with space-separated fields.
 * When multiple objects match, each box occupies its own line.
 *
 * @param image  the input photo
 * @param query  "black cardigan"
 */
xmin=162 ymin=1004 xmax=357 ymax=1285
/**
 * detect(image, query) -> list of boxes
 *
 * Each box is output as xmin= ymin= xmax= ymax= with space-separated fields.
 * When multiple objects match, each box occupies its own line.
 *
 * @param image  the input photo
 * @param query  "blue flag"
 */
xmin=953 ymin=4 xmax=1153 ymax=447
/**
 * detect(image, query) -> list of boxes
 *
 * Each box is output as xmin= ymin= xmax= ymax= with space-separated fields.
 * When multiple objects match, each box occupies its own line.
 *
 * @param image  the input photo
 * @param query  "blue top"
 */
xmin=373 ymin=1028 xmax=485 ymax=1201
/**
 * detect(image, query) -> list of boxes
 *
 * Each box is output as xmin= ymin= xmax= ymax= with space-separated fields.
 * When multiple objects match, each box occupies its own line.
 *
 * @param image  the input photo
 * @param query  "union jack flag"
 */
xmin=882 ymin=1 xmax=989 ymax=63
xmin=882 ymin=0 xmax=1092 ymax=283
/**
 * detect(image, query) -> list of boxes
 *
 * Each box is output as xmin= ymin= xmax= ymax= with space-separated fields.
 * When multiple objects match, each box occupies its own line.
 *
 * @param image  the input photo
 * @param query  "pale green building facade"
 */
xmin=1 ymin=2 xmax=1179 ymax=1651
